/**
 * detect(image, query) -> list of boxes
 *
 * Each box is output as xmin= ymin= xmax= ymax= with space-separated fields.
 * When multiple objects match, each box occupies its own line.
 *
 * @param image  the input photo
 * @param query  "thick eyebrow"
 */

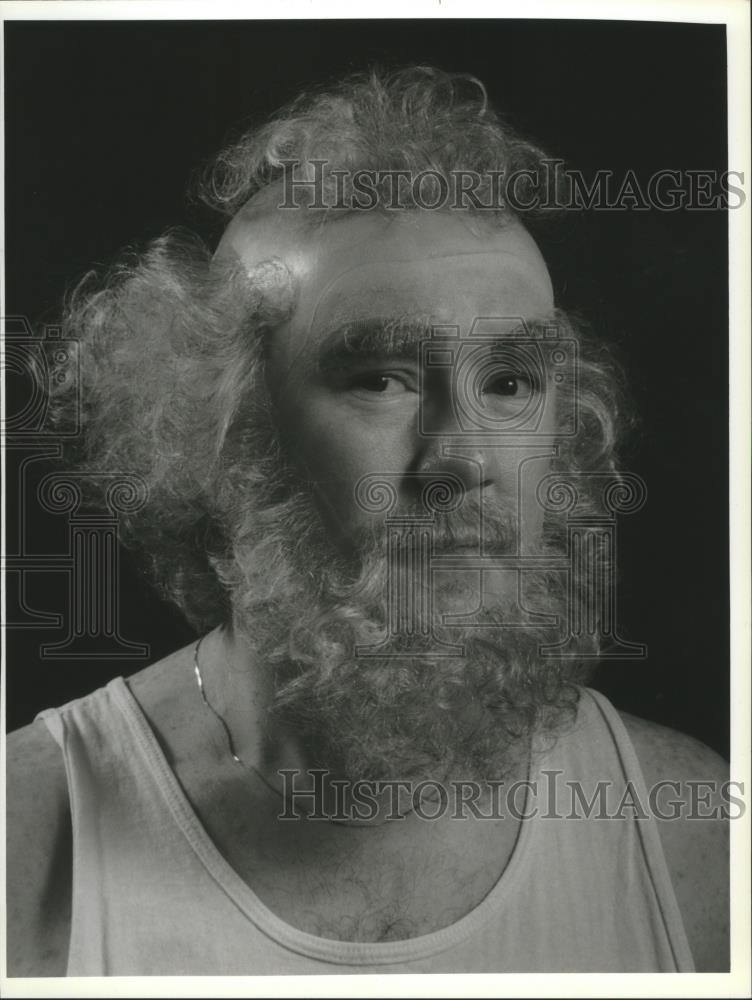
xmin=317 ymin=316 xmax=435 ymax=369
xmin=316 ymin=310 xmax=573 ymax=370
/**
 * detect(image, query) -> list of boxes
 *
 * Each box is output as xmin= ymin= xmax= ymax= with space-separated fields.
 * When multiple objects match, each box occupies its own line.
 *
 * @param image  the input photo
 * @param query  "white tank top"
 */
xmin=38 ymin=679 xmax=695 ymax=974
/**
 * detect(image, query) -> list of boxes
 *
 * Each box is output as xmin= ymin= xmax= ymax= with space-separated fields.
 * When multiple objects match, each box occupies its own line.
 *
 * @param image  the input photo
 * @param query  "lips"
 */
xmin=432 ymin=540 xmax=511 ymax=556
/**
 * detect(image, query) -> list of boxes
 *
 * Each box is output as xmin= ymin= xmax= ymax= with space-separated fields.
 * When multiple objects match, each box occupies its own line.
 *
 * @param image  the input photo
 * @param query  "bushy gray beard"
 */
xmin=217 ymin=475 xmax=583 ymax=786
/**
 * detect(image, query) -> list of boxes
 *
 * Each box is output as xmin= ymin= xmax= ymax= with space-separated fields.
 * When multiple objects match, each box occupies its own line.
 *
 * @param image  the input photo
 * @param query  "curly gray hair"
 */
xmin=52 ymin=67 xmax=630 ymax=632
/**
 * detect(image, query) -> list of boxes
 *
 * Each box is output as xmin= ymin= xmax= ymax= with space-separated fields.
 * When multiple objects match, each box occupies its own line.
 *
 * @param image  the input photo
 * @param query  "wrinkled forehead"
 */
xmin=216 ymin=201 xmax=554 ymax=355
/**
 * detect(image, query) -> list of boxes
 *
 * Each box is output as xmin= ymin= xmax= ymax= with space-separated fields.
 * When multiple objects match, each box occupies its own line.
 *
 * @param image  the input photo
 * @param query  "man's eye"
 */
xmin=348 ymin=373 xmax=412 ymax=396
xmin=481 ymin=372 xmax=533 ymax=397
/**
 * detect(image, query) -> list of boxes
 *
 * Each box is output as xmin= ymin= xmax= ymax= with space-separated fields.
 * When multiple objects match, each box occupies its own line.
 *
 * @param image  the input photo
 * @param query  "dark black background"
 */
xmin=5 ymin=19 xmax=730 ymax=755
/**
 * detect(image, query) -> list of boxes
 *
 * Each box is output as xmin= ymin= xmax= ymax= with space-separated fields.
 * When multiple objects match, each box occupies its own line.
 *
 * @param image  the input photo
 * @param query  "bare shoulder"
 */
xmin=125 ymin=638 xmax=203 ymax=763
xmin=620 ymin=712 xmax=731 ymax=972
xmin=5 ymin=644 xmax=200 ymax=979
xmin=6 ymin=718 xmax=72 ymax=977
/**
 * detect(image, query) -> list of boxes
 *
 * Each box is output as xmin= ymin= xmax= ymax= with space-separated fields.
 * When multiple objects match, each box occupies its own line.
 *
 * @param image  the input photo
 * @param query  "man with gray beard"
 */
xmin=7 ymin=68 xmax=729 ymax=976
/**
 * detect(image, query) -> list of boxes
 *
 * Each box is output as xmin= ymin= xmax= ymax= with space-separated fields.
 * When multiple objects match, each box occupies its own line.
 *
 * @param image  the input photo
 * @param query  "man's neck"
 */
xmin=197 ymin=625 xmax=531 ymax=827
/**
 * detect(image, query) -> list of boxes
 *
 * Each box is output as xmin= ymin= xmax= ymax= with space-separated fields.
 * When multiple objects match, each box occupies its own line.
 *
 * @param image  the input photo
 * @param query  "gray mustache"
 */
xmin=370 ymin=495 xmax=519 ymax=555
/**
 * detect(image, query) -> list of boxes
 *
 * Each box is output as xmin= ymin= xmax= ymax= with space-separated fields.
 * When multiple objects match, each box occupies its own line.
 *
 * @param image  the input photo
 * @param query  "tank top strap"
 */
xmin=536 ymin=687 xmax=695 ymax=972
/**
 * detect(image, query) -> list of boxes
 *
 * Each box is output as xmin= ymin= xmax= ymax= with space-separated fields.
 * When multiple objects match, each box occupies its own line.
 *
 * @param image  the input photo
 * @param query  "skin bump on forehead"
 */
xmin=216 ymin=204 xmax=555 ymax=364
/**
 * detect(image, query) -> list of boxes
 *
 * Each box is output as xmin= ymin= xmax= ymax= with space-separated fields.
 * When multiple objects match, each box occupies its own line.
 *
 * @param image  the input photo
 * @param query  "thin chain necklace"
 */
xmin=192 ymin=635 xmax=414 ymax=826
xmin=193 ymin=636 xmax=285 ymax=801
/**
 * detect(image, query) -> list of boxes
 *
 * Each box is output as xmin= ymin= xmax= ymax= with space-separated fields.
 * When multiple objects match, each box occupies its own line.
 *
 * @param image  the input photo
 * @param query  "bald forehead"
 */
xmin=216 ymin=201 xmax=555 ymax=362
xmin=220 ymin=195 xmax=549 ymax=279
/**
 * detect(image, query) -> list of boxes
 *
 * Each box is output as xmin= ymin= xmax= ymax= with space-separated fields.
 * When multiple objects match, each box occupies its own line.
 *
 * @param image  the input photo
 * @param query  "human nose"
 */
xmin=407 ymin=390 xmax=496 ymax=503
